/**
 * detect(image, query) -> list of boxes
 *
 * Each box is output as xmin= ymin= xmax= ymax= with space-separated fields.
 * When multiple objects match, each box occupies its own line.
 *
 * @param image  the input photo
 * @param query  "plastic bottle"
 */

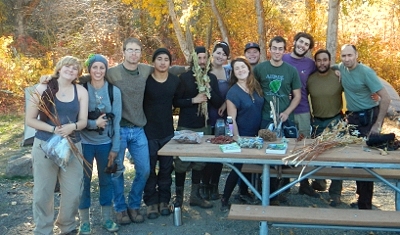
xmin=226 ymin=116 xmax=234 ymax=137
xmin=215 ymin=118 xmax=225 ymax=137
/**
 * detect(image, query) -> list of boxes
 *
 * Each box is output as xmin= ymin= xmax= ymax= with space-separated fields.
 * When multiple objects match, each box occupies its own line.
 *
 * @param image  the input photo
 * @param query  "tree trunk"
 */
xmin=167 ymin=0 xmax=190 ymax=62
xmin=326 ymin=0 xmax=340 ymax=64
xmin=255 ymin=0 xmax=267 ymax=61
xmin=210 ymin=0 xmax=229 ymax=44
xmin=182 ymin=0 xmax=194 ymax=56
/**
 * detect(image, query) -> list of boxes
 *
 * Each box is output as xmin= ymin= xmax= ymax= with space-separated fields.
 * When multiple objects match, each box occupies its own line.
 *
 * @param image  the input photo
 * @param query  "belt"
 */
xmin=345 ymin=106 xmax=378 ymax=115
xmin=121 ymin=123 xmax=136 ymax=128
xmin=314 ymin=112 xmax=343 ymax=121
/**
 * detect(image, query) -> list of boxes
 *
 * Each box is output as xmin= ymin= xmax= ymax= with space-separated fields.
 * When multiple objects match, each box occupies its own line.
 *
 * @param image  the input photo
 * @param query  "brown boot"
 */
xmin=127 ymin=208 xmax=144 ymax=223
xmin=189 ymin=184 xmax=213 ymax=208
xmin=209 ymin=184 xmax=220 ymax=200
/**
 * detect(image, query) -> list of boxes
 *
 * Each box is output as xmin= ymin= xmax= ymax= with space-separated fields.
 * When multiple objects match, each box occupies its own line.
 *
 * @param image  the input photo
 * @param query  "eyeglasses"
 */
xmin=125 ymin=48 xmax=141 ymax=54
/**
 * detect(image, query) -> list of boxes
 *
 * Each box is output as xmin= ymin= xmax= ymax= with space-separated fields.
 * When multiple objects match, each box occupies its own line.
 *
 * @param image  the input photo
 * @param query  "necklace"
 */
xmin=237 ymin=82 xmax=255 ymax=103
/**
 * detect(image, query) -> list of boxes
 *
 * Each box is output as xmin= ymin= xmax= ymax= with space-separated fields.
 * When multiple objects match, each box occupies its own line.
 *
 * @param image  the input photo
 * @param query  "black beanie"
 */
xmin=152 ymin=48 xmax=172 ymax=62
xmin=195 ymin=46 xmax=207 ymax=54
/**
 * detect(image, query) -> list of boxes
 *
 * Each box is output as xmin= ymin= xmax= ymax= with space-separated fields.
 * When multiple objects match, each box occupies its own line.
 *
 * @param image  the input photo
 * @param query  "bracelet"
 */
xmin=74 ymin=122 xmax=78 ymax=130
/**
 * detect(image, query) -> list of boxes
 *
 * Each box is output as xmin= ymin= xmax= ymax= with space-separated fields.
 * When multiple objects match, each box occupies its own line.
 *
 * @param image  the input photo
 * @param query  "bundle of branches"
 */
xmin=191 ymin=50 xmax=211 ymax=126
xmin=31 ymin=90 xmax=92 ymax=176
xmin=282 ymin=120 xmax=364 ymax=177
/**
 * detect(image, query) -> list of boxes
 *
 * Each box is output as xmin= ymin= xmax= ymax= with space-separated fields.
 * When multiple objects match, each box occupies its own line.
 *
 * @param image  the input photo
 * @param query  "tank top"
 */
xmin=36 ymin=84 xmax=81 ymax=143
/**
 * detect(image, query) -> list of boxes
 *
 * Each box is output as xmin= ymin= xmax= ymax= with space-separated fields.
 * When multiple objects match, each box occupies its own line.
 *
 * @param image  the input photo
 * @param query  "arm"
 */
xmin=280 ymin=88 xmax=301 ymax=122
xmin=25 ymin=84 xmax=56 ymax=133
xmin=218 ymin=102 xmax=227 ymax=116
xmin=370 ymin=87 xmax=390 ymax=135
xmin=208 ymin=75 xmax=224 ymax=108
xmin=226 ymin=100 xmax=239 ymax=136
xmin=110 ymin=87 xmax=122 ymax=159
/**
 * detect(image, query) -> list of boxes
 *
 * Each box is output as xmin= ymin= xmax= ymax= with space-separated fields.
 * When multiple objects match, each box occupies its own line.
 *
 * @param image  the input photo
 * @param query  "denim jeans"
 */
xmin=79 ymin=143 xmax=113 ymax=209
xmin=112 ymin=127 xmax=150 ymax=212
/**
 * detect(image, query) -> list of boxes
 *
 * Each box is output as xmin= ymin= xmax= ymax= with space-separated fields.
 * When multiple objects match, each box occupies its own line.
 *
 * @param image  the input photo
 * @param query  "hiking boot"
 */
xmin=311 ymin=179 xmax=327 ymax=191
xmin=102 ymin=219 xmax=119 ymax=232
xmin=199 ymin=183 xmax=210 ymax=200
xmin=78 ymin=222 xmax=91 ymax=235
xmin=299 ymin=181 xmax=320 ymax=198
xmin=147 ymin=204 xmax=159 ymax=219
xmin=159 ymin=202 xmax=170 ymax=216
xmin=115 ymin=210 xmax=131 ymax=225
xmin=209 ymin=184 xmax=221 ymax=200
xmin=128 ymin=208 xmax=145 ymax=223
xmin=173 ymin=186 xmax=184 ymax=207
xmin=329 ymin=195 xmax=342 ymax=207
xmin=220 ymin=198 xmax=231 ymax=212
xmin=189 ymin=184 xmax=213 ymax=208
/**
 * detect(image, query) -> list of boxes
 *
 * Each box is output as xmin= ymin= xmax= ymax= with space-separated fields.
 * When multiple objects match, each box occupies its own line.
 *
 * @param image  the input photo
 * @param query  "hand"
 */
xmin=218 ymin=103 xmax=227 ymax=116
xmin=55 ymin=123 xmax=75 ymax=137
xmin=192 ymin=93 xmax=208 ymax=104
xmin=334 ymin=70 xmax=341 ymax=83
xmin=279 ymin=112 xmax=289 ymax=122
xmin=96 ymin=113 xmax=107 ymax=129
xmin=369 ymin=122 xmax=382 ymax=136
xmin=371 ymin=93 xmax=381 ymax=102
xmin=108 ymin=151 xmax=118 ymax=167
xmin=39 ymin=75 xmax=52 ymax=84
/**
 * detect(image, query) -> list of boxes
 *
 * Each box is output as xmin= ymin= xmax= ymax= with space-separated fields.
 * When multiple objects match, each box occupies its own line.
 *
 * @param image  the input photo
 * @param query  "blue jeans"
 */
xmin=112 ymin=127 xmax=150 ymax=212
xmin=79 ymin=143 xmax=113 ymax=209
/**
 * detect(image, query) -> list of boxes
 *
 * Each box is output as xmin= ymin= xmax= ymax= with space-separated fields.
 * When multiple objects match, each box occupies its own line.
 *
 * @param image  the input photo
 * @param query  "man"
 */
xmin=335 ymin=44 xmax=390 ymax=209
xmin=105 ymin=38 xmax=186 ymax=224
xmin=172 ymin=46 xmax=224 ymax=208
xmin=253 ymin=36 xmax=301 ymax=204
xmin=282 ymin=32 xmax=319 ymax=198
xmin=143 ymin=48 xmax=180 ymax=219
xmin=307 ymin=49 xmax=344 ymax=206
xmin=244 ymin=42 xmax=261 ymax=67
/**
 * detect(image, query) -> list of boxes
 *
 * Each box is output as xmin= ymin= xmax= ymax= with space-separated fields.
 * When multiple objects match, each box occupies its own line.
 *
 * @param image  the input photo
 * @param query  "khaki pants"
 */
xmin=294 ymin=112 xmax=311 ymax=138
xmin=32 ymin=138 xmax=83 ymax=235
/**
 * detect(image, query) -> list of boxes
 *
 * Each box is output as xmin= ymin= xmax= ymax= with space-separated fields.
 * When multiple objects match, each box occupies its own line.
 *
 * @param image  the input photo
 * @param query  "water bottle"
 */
xmin=225 ymin=116 xmax=234 ymax=137
xmin=171 ymin=205 xmax=182 ymax=226
xmin=215 ymin=119 xmax=225 ymax=137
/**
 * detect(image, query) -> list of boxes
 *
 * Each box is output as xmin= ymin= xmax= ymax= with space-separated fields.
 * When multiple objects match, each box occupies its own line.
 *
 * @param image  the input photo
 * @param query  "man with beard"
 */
xmin=334 ymin=44 xmax=390 ymax=210
xmin=253 ymin=36 xmax=301 ymax=204
xmin=282 ymin=32 xmax=320 ymax=198
xmin=307 ymin=49 xmax=343 ymax=206
xmin=172 ymin=46 xmax=224 ymax=208
xmin=244 ymin=42 xmax=261 ymax=68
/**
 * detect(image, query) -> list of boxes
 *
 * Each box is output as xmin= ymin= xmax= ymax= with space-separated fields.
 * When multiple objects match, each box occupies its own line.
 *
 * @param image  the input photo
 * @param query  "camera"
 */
xmin=87 ymin=108 xmax=115 ymax=135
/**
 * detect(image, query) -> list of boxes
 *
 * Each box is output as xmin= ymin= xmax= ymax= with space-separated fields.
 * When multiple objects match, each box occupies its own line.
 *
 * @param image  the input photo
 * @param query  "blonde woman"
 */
xmin=26 ymin=56 xmax=88 ymax=235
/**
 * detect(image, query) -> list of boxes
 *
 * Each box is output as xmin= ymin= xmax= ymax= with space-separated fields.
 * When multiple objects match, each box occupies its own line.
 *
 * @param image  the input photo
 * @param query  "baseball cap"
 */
xmin=244 ymin=42 xmax=260 ymax=53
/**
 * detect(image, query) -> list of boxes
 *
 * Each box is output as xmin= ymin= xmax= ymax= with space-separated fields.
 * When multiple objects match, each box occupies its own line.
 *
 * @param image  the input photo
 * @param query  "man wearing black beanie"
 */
xmin=172 ymin=46 xmax=224 ymax=209
xmin=143 ymin=47 xmax=180 ymax=219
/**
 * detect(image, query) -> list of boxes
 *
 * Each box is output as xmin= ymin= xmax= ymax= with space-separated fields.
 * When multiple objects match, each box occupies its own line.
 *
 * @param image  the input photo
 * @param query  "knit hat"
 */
xmin=85 ymin=54 xmax=108 ymax=72
xmin=213 ymin=41 xmax=230 ymax=57
xmin=152 ymin=48 xmax=172 ymax=62
xmin=244 ymin=42 xmax=261 ymax=53
xmin=195 ymin=46 xmax=207 ymax=54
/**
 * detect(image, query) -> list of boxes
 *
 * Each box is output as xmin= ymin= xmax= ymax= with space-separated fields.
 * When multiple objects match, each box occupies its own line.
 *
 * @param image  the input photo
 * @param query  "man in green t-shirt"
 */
xmin=335 ymin=44 xmax=390 ymax=210
xmin=307 ymin=49 xmax=344 ymax=206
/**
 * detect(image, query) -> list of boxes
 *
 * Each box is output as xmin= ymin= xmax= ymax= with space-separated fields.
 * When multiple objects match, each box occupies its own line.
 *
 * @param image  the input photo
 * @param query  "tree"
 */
xmin=326 ymin=0 xmax=340 ymax=64
xmin=255 ymin=0 xmax=267 ymax=61
xmin=210 ymin=0 xmax=229 ymax=44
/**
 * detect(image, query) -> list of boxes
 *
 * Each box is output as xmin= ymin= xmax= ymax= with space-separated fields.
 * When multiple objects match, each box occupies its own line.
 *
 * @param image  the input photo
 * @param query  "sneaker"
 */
xmin=299 ymin=184 xmax=320 ymax=198
xmin=329 ymin=195 xmax=341 ymax=207
xmin=79 ymin=222 xmax=91 ymax=235
xmin=115 ymin=210 xmax=131 ymax=225
xmin=147 ymin=204 xmax=159 ymax=219
xmin=103 ymin=219 xmax=119 ymax=232
xmin=311 ymin=180 xmax=327 ymax=191
xmin=220 ymin=198 xmax=231 ymax=212
xmin=159 ymin=202 xmax=170 ymax=216
xmin=128 ymin=208 xmax=145 ymax=223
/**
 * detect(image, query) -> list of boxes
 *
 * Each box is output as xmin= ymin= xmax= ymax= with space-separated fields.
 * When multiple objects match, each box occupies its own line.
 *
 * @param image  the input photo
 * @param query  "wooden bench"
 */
xmin=241 ymin=164 xmax=400 ymax=182
xmin=228 ymin=204 xmax=400 ymax=231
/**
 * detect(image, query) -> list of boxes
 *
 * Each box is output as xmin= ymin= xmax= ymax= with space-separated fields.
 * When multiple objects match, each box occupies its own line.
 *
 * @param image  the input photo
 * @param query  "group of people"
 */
xmin=26 ymin=33 xmax=390 ymax=235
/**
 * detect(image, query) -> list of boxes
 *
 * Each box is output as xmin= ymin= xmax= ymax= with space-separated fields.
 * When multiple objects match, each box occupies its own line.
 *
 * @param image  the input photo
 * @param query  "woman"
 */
xmin=78 ymin=54 xmax=122 ymax=234
xmin=201 ymin=41 xmax=231 ymax=201
xmin=220 ymin=57 xmax=264 ymax=212
xmin=26 ymin=56 xmax=88 ymax=235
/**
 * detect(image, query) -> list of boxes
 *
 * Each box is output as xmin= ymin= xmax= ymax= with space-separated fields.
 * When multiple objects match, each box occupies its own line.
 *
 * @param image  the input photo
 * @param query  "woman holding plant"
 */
xmin=26 ymin=55 xmax=88 ymax=235
xmin=78 ymin=54 xmax=121 ymax=234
